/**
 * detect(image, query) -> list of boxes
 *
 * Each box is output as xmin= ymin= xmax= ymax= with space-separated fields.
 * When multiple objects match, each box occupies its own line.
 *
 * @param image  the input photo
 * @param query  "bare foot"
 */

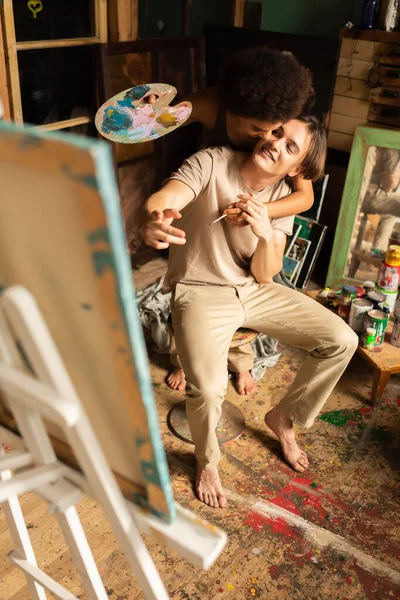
xmin=264 ymin=406 xmax=309 ymax=472
xmin=166 ymin=368 xmax=186 ymax=391
xmin=196 ymin=463 xmax=227 ymax=508
xmin=234 ymin=370 xmax=256 ymax=395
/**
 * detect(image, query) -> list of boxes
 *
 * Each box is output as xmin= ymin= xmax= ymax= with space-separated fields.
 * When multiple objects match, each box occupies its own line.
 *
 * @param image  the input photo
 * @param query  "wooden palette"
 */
xmin=95 ymin=82 xmax=192 ymax=144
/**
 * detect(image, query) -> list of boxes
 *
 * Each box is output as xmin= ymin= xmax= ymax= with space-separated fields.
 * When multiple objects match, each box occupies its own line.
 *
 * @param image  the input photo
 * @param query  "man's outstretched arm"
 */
xmin=138 ymin=180 xmax=195 ymax=250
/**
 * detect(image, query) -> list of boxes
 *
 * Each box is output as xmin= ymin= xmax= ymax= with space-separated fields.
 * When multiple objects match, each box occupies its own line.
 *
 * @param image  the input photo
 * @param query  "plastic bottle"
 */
xmin=377 ymin=245 xmax=400 ymax=292
xmin=361 ymin=0 xmax=381 ymax=29
xmin=363 ymin=327 xmax=376 ymax=349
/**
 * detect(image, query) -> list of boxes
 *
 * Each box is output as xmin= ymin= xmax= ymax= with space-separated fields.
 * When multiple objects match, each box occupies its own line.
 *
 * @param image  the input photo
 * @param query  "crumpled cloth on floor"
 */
xmin=136 ymin=277 xmax=286 ymax=382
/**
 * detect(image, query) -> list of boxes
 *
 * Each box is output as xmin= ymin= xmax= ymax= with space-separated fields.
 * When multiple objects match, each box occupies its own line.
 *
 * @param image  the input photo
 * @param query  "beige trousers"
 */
xmin=171 ymin=282 xmax=358 ymax=469
xmin=170 ymin=334 xmax=254 ymax=373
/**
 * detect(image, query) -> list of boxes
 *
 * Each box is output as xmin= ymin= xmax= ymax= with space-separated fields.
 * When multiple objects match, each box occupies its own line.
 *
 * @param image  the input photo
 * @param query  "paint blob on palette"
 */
xmin=95 ymin=83 xmax=192 ymax=144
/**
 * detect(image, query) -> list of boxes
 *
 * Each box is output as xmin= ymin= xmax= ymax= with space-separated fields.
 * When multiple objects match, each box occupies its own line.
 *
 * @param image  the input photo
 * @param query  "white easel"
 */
xmin=0 ymin=286 xmax=226 ymax=600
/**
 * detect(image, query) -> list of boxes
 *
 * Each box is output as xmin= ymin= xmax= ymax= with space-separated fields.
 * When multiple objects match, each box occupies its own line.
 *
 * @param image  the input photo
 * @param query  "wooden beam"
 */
xmin=232 ymin=0 xmax=245 ymax=27
xmin=182 ymin=0 xmax=191 ymax=36
xmin=95 ymin=0 xmax=108 ymax=43
xmin=34 ymin=117 xmax=91 ymax=132
xmin=0 ymin=6 xmax=11 ymax=120
xmin=108 ymin=0 xmax=138 ymax=42
xmin=2 ymin=0 xmax=22 ymax=123
xmin=16 ymin=37 xmax=101 ymax=51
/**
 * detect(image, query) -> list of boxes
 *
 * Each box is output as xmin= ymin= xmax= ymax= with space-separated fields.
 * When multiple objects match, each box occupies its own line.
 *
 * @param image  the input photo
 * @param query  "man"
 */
xmin=361 ymin=148 xmax=400 ymax=251
xmin=139 ymin=116 xmax=358 ymax=509
xmin=165 ymin=46 xmax=315 ymax=394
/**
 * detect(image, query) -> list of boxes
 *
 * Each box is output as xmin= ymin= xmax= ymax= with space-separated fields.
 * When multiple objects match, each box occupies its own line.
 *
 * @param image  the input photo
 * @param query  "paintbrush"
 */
xmin=211 ymin=213 xmax=228 ymax=225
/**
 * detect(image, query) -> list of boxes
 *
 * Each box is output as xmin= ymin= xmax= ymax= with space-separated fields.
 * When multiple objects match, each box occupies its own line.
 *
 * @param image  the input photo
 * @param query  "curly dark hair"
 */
xmin=221 ymin=47 xmax=313 ymax=123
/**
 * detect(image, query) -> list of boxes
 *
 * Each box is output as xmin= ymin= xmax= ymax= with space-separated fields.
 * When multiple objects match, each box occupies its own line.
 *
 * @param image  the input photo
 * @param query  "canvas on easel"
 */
xmin=0 ymin=121 xmax=174 ymax=522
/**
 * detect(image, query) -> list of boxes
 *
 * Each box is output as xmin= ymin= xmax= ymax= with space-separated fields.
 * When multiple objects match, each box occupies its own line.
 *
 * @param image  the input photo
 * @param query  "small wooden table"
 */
xmin=307 ymin=290 xmax=400 ymax=403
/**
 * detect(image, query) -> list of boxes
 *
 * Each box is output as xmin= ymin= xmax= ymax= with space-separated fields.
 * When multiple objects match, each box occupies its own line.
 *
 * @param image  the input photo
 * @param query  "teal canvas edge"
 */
xmin=0 ymin=121 xmax=176 ymax=523
xmin=91 ymin=141 xmax=176 ymax=523
xmin=326 ymin=126 xmax=400 ymax=289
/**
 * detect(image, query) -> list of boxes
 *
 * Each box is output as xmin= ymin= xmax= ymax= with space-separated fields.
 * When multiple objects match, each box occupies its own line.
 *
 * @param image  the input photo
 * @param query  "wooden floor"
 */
xmin=1 ymin=259 xmax=399 ymax=599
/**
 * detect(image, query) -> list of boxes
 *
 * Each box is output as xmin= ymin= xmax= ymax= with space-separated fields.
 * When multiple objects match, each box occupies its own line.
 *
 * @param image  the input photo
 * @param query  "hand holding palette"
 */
xmin=95 ymin=83 xmax=192 ymax=144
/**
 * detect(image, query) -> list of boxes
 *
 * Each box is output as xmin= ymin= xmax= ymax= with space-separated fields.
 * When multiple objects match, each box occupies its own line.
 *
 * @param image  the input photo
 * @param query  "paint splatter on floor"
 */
xmin=150 ymin=346 xmax=400 ymax=599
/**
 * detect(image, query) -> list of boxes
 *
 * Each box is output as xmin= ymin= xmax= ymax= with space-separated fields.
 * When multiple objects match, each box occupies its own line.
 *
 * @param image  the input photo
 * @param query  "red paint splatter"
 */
xmin=267 ymin=493 xmax=302 ymax=516
xmin=243 ymin=511 xmax=269 ymax=532
xmin=183 ymin=489 xmax=189 ymax=493
xmin=218 ymin=588 xmax=223 ymax=593
xmin=351 ymin=561 xmax=400 ymax=600
xmin=293 ymin=477 xmax=313 ymax=486
xmin=243 ymin=511 xmax=299 ymax=539
xmin=216 ymin=580 xmax=220 ymax=584
xmin=260 ymin=477 xmax=348 ymax=530
xmin=357 ymin=406 xmax=373 ymax=415
xmin=269 ymin=565 xmax=281 ymax=580
xmin=346 ymin=575 xmax=354 ymax=585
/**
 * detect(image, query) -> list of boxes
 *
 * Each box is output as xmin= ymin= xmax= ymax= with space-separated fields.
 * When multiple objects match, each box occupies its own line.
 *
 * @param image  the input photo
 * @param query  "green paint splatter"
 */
xmin=141 ymin=460 xmax=162 ymax=486
xmin=135 ymin=434 xmax=148 ymax=449
xmin=16 ymin=340 xmax=34 ymax=374
xmin=61 ymin=164 xmax=97 ymax=189
xmin=320 ymin=409 xmax=366 ymax=429
xmin=310 ymin=482 xmax=318 ymax=489
xmin=80 ymin=302 xmax=92 ymax=310
xmin=87 ymin=227 xmax=110 ymax=244
xmin=91 ymin=251 xmax=115 ymax=276
xmin=18 ymin=136 xmax=43 ymax=149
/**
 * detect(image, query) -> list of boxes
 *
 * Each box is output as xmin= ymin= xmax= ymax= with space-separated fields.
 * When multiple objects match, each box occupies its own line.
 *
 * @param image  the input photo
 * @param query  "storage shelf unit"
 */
xmin=328 ymin=29 xmax=400 ymax=152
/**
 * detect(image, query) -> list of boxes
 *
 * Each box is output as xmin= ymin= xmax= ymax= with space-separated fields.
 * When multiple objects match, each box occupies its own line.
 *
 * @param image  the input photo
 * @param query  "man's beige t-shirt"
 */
xmin=163 ymin=146 xmax=294 ymax=293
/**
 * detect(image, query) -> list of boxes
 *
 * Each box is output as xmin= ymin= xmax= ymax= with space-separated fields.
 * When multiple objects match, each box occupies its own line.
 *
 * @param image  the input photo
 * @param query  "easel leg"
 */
xmin=0 ymin=448 xmax=46 ymax=600
xmin=56 ymin=506 xmax=108 ymax=600
xmin=371 ymin=369 xmax=390 ymax=404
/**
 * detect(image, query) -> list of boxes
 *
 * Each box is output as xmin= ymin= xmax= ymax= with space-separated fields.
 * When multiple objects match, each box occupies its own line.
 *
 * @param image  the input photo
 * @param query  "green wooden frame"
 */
xmin=326 ymin=126 xmax=400 ymax=289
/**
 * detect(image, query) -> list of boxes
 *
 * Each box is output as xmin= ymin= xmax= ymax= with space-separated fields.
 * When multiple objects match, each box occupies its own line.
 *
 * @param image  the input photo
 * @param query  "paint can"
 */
xmin=356 ymin=286 xmax=365 ymax=298
xmin=389 ymin=231 xmax=400 ymax=247
xmin=390 ymin=317 xmax=400 ymax=347
xmin=366 ymin=290 xmax=386 ymax=309
xmin=376 ymin=245 xmax=400 ymax=292
xmin=364 ymin=309 xmax=389 ymax=346
xmin=393 ymin=288 xmax=400 ymax=318
xmin=338 ymin=284 xmax=357 ymax=321
xmin=374 ymin=285 xmax=398 ymax=316
xmin=363 ymin=280 xmax=375 ymax=295
xmin=325 ymin=290 xmax=340 ymax=309
xmin=348 ymin=298 xmax=373 ymax=332
xmin=362 ymin=327 xmax=376 ymax=350
xmin=317 ymin=287 xmax=330 ymax=304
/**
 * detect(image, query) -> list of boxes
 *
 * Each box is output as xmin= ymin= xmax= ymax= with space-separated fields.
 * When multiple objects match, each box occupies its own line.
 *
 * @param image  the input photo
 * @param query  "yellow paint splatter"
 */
xmin=227 ymin=584 xmax=234 ymax=591
xmin=252 ymin=578 xmax=258 ymax=584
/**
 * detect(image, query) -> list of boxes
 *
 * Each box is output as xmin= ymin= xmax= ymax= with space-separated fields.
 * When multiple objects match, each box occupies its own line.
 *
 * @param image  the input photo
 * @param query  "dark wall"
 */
xmin=205 ymin=25 xmax=340 ymax=119
xmin=246 ymin=0 xmax=359 ymax=39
